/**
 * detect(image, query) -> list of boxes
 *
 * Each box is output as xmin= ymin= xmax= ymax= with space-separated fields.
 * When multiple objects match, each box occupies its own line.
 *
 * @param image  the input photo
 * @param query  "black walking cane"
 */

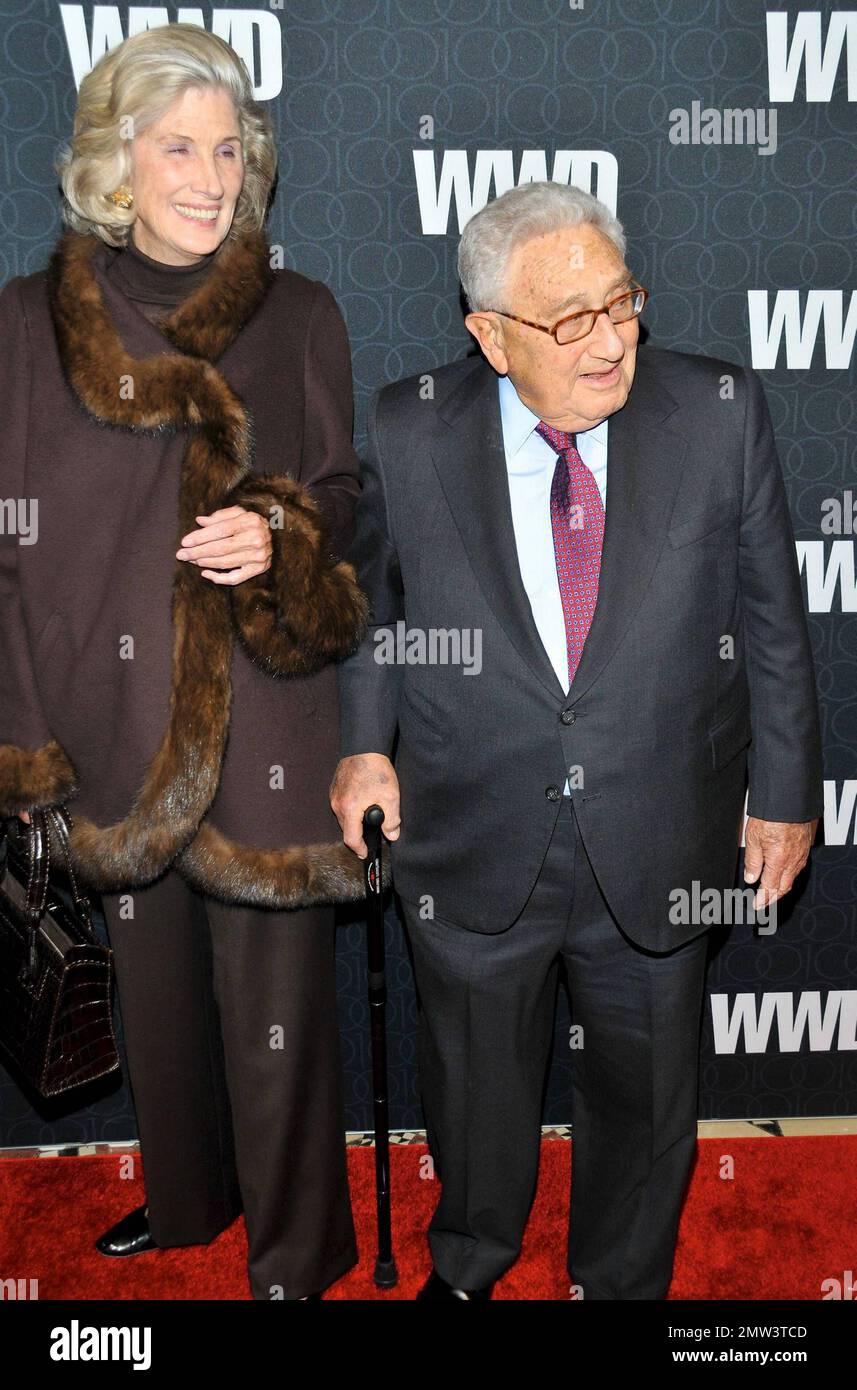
xmin=362 ymin=804 xmax=398 ymax=1289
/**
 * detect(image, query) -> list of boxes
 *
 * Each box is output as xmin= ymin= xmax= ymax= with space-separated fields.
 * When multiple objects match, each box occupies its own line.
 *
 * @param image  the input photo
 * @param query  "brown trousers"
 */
xmin=99 ymin=869 xmax=358 ymax=1299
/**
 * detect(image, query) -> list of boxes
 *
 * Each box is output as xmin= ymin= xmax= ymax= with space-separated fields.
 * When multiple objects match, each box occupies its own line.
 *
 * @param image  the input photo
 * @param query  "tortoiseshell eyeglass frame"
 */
xmin=484 ymin=286 xmax=649 ymax=344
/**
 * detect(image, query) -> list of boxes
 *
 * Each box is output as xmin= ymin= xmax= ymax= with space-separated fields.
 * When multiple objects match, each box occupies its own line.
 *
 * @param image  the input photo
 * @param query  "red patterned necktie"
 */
xmin=535 ymin=421 xmax=605 ymax=688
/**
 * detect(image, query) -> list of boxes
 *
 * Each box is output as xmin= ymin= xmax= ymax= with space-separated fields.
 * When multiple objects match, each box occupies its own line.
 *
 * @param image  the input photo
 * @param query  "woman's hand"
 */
xmin=18 ymin=811 xmax=31 ymax=824
xmin=176 ymin=506 xmax=272 ymax=585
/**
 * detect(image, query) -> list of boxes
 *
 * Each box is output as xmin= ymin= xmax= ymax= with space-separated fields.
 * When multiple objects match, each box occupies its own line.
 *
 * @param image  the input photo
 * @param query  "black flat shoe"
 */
xmin=416 ymin=1268 xmax=494 ymax=1300
xmin=95 ymin=1203 xmax=158 ymax=1257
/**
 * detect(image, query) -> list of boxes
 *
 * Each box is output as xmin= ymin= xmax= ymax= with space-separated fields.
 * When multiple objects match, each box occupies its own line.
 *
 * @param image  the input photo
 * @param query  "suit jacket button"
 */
xmin=545 ymin=786 xmax=561 ymax=801
xmin=559 ymin=708 xmax=576 ymax=724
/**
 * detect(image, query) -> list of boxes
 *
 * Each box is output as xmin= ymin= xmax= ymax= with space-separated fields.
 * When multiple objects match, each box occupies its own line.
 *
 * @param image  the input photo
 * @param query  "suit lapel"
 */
xmin=429 ymin=352 xmax=688 ymax=705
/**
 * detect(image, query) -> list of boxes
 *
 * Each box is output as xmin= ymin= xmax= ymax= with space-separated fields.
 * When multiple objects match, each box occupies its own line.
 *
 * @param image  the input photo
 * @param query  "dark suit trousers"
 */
xmin=99 ymin=870 xmax=357 ymax=1300
xmin=400 ymin=796 xmax=710 ymax=1299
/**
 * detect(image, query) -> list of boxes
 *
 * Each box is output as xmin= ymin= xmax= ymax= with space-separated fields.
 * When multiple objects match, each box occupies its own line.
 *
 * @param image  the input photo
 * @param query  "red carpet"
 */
xmin=1 ymin=1136 xmax=854 ymax=1299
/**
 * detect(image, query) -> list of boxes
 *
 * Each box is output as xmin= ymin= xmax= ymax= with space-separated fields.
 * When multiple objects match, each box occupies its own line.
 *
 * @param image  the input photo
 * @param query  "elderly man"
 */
xmin=330 ymin=182 xmax=823 ymax=1301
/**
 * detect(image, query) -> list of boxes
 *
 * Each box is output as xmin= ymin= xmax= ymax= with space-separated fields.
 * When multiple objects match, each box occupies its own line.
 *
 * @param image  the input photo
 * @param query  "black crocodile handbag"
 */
xmin=0 ymin=805 xmax=120 ymax=1098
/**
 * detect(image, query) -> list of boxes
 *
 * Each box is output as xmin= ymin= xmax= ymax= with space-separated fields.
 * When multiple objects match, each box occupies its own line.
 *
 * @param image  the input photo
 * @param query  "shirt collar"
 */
xmin=498 ymin=372 xmax=608 ymax=460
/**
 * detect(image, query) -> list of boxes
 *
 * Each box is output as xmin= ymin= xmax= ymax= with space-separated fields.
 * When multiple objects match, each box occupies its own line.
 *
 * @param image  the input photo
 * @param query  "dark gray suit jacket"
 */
xmin=338 ymin=346 xmax=824 ymax=948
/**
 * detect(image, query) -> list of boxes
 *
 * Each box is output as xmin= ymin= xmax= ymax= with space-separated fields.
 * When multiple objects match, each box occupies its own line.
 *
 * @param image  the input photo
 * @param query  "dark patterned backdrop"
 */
xmin=1 ymin=0 xmax=855 ymax=1145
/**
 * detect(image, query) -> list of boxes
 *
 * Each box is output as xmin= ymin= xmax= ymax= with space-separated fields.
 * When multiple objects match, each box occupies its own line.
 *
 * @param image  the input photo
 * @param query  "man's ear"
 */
xmin=464 ymin=311 xmax=509 ymax=374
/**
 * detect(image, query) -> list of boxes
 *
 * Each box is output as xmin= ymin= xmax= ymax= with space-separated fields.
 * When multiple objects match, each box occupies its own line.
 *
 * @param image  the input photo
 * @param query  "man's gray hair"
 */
xmin=457 ymin=181 xmax=627 ymax=313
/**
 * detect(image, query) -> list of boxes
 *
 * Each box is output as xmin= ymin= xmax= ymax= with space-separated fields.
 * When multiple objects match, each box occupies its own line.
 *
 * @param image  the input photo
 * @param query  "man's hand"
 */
xmin=743 ymin=817 xmax=818 ymax=909
xmin=330 ymin=754 xmax=401 ymax=859
xmin=176 ymin=506 xmax=272 ymax=585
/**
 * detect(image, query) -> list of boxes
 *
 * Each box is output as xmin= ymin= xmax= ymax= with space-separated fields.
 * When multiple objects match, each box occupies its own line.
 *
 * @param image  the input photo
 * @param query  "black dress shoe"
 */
xmin=416 ymin=1268 xmax=494 ymax=1300
xmin=95 ymin=1203 xmax=158 ymax=1257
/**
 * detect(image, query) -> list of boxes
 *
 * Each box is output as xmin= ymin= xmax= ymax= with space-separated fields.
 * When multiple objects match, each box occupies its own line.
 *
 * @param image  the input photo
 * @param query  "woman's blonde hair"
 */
xmin=55 ymin=23 xmax=277 ymax=246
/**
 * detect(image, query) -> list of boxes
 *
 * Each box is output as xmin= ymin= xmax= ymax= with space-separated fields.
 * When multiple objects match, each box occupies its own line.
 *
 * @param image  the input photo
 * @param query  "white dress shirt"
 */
xmin=497 ymin=372 xmax=609 ymax=795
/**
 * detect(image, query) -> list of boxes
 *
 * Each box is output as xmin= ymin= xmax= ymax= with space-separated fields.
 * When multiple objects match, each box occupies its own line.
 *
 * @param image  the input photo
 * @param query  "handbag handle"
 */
xmin=22 ymin=810 xmax=51 ymax=927
xmin=44 ymin=805 xmax=93 ymax=929
xmin=16 ymin=805 xmax=93 ymax=977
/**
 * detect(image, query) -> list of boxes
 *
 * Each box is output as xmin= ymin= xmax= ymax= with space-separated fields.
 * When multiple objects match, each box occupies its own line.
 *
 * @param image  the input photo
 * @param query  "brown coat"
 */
xmin=0 ymin=226 xmax=376 ymax=908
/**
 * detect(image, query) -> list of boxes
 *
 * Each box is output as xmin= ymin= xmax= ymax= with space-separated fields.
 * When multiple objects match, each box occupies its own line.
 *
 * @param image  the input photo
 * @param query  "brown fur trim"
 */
xmin=0 ymin=740 xmax=79 ymax=818
xmin=228 ymin=472 xmax=369 ymax=676
xmin=175 ymin=819 xmax=393 ymax=909
xmin=28 ymin=228 xmax=371 ymax=906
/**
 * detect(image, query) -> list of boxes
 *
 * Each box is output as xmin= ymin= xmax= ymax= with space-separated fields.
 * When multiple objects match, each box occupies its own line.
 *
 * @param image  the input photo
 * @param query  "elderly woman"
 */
xmin=0 ymin=24 xmax=371 ymax=1300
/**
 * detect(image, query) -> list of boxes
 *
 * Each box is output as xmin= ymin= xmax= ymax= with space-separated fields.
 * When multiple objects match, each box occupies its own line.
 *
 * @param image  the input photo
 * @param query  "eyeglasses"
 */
xmin=485 ymin=286 xmax=649 ymax=345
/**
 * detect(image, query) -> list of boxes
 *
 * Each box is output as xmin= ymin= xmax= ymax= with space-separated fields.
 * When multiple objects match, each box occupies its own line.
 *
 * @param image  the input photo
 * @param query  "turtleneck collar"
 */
xmin=105 ymin=228 xmax=222 ymax=309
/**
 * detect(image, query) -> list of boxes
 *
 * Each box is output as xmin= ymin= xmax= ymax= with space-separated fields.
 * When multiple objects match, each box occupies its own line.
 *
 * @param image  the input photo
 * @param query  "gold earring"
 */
xmin=107 ymin=184 xmax=134 ymax=209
